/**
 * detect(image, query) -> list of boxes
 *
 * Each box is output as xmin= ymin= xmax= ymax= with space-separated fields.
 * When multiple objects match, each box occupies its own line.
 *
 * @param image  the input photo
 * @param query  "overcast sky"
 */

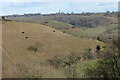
xmin=0 ymin=0 xmax=119 ymax=16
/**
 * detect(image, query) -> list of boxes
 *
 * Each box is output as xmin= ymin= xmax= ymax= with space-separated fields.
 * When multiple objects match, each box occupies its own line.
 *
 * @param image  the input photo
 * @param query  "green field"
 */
xmin=33 ymin=19 xmax=117 ymax=38
xmin=69 ymin=27 xmax=106 ymax=37
xmin=42 ymin=20 xmax=73 ymax=29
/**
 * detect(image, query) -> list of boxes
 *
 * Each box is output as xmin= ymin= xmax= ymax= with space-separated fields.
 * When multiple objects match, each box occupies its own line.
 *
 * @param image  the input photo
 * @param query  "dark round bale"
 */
xmin=53 ymin=30 xmax=55 ymax=32
xmin=26 ymin=37 xmax=28 ymax=39
xmin=21 ymin=32 xmax=24 ymax=33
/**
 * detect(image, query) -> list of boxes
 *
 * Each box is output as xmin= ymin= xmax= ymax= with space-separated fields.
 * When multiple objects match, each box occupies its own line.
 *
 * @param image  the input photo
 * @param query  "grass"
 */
xmin=37 ymin=20 xmax=106 ymax=38
xmin=104 ymin=23 xmax=118 ymax=37
xmin=44 ymin=20 xmax=73 ymax=29
xmin=2 ymin=21 xmax=104 ymax=78
xmin=106 ymin=24 xmax=118 ymax=31
xmin=64 ymin=59 xmax=100 ymax=78
xmin=69 ymin=60 xmax=100 ymax=78
xmin=8 ymin=18 xmax=118 ymax=38
xmin=70 ymin=27 xmax=106 ymax=37
xmin=38 ymin=20 xmax=106 ymax=38
xmin=8 ymin=18 xmax=73 ymax=29
xmin=65 ymin=23 xmax=118 ymax=38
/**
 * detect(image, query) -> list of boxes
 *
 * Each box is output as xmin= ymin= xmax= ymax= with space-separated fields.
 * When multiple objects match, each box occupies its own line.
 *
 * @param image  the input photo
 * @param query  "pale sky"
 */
xmin=0 ymin=0 xmax=119 ymax=2
xmin=0 ymin=0 xmax=119 ymax=16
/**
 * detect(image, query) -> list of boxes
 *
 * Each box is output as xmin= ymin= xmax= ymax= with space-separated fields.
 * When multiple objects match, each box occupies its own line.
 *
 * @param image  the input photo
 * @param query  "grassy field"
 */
xmin=2 ymin=21 xmax=104 ymax=78
xmin=41 ymin=20 xmax=73 ymax=29
xmin=8 ymin=18 xmax=118 ymax=38
xmin=102 ymin=23 xmax=118 ymax=37
xmin=67 ymin=27 xmax=106 ymax=37
xmin=33 ymin=20 xmax=117 ymax=38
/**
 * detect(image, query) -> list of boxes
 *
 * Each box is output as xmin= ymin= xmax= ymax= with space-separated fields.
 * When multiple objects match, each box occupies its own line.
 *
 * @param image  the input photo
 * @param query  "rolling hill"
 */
xmin=2 ymin=21 xmax=104 ymax=78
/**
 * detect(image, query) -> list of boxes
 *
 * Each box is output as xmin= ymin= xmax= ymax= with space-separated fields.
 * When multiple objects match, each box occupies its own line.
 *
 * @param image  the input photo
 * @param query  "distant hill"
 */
xmin=5 ymin=11 xmax=118 ymax=28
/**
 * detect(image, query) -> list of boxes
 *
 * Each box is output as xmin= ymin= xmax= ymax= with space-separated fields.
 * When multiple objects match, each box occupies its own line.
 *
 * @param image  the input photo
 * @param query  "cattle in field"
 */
xmin=22 ymin=32 xmax=24 ymax=34
xmin=26 ymin=37 xmax=28 ymax=39
xmin=53 ymin=30 xmax=55 ymax=32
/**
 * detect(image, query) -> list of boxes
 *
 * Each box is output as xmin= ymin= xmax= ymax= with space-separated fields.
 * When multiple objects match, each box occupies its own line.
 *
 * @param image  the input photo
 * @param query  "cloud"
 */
xmin=0 ymin=2 xmax=118 ymax=16
xmin=0 ymin=0 xmax=119 ymax=2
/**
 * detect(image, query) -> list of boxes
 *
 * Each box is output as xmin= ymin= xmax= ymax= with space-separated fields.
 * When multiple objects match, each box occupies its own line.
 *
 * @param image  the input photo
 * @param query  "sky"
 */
xmin=0 ymin=0 xmax=119 ymax=16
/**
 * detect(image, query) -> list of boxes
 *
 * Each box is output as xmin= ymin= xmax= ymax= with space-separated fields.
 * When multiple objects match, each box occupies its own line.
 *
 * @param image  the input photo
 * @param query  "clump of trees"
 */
xmin=85 ymin=38 xmax=120 ymax=78
xmin=71 ymin=16 xmax=112 ymax=27
xmin=48 ymin=15 xmax=112 ymax=28
xmin=7 ymin=12 xmax=113 ymax=28
xmin=85 ymin=52 xmax=120 ymax=78
xmin=104 ymin=11 xmax=118 ymax=17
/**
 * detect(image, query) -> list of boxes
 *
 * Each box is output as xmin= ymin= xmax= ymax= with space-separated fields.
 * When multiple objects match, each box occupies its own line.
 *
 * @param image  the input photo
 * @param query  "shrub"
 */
xmin=27 ymin=42 xmax=43 ymax=53
xmin=96 ymin=45 xmax=101 ymax=51
xmin=83 ymin=47 xmax=93 ymax=59
xmin=48 ymin=55 xmax=64 ymax=69
xmin=28 ymin=46 xmax=38 ymax=52
xmin=85 ymin=55 xmax=120 ymax=78
xmin=97 ymin=36 xmax=100 ymax=41
xmin=62 ymin=31 xmax=66 ymax=33
xmin=49 ymin=52 xmax=81 ymax=69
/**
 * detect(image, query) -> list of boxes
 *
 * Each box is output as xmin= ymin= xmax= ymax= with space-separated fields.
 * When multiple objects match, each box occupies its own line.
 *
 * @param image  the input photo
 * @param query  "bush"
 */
xmin=49 ymin=52 xmax=81 ymax=69
xmin=96 ymin=45 xmax=101 ymax=51
xmin=48 ymin=55 xmax=65 ymax=69
xmin=62 ymin=31 xmax=66 ymax=33
xmin=85 ymin=57 xmax=120 ymax=78
xmin=83 ymin=48 xmax=93 ymax=59
xmin=28 ymin=46 xmax=38 ymax=52
xmin=97 ymin=36 xmax=100 ymax=41
xmin=27 ymin=42 xmax=43 ymax=53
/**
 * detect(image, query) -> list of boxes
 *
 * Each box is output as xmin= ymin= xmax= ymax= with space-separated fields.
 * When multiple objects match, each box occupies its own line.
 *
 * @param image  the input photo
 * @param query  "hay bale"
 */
xmin=53 ymin=30 xmax=55 ymax=32
xmin=21 ymin=32 xmax=24 ymax=34
xmin=26 ymin=37 xmax=28 ymax=39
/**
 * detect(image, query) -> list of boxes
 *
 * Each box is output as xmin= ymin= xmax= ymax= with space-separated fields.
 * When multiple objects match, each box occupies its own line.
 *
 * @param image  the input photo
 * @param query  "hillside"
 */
xmin=2 ymin=21 xmax=104 ymax=78
xmin=7 ymin=15 xmax=118 ymax=39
